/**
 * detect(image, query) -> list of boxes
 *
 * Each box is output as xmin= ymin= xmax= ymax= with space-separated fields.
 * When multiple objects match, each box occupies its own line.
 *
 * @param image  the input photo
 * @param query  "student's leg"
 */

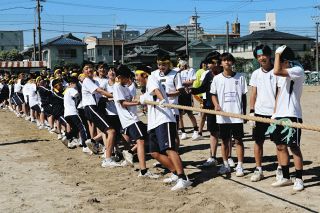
xmin=209 ymin=132 xmax=218 ymax=158
xmin=234 ymin=138 xmax=244 ymax=163
xmin=276 ymin=144 xmax=290 ymax=178
xmin=150 ymin=152 xmax=175 ymax=172
xmin=290 ymin=146 xmax=303 ymax=177
xmin=254 ymin=141 xmax=264 ymax=168
xmin=104 ymin=128 xmax=116 ymax=159
xmin=166 ymin=149 xmax=184 ymax=175
xmin=136 ymin=139 xmax=146 ymax=170
xmin=199 ymin=113 xmax=206 ymax=135
xmin=187 ymin=111 xmax=198 ymax=130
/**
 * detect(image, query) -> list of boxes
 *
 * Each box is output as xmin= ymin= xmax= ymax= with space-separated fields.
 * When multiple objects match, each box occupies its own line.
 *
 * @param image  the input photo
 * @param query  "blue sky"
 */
xmin=1 ymin=0 xmax=319 ymax=46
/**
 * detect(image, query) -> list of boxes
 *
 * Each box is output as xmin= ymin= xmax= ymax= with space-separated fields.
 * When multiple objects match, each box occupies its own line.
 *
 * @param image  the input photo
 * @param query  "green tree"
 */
xmin=234 ymin=57 xmax=248 ymax=72
xmin=0 ymin=49 xmax=23 ymax=61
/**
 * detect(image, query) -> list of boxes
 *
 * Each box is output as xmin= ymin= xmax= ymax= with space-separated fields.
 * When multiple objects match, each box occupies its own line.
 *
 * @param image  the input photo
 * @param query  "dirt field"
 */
xmin=0 ymin=86 xmax=320 ymax=213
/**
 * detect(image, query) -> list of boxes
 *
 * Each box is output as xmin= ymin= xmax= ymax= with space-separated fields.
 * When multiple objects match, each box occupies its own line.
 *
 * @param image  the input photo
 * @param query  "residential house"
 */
xmin=0 ymin=30 xmax=24 ymax=51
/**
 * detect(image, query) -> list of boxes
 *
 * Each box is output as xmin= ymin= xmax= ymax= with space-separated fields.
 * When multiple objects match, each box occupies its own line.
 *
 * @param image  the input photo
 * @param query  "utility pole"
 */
xmin=112 ymin=29 xmax=115 ymax=64
xmin=36 ymin=0 xmax=44 ymax=61
xmin=226 ymin=21 xmax=229 ymax=53
xmin=185 ymin=28 xmax=189 ymax=57
xmin=312 ymin=13 xmax=320 ymax=83
xmin=33 ymin=29 xmax=37 ymax=61
xmin=194 ymin=7 xmax=198 ymax=40
xmin=119 ymin=24 xmax=127 ymax=64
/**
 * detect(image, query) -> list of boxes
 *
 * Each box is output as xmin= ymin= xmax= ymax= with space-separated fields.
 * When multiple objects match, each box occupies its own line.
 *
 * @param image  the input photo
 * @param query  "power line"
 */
xmin=0 ymin=6 xmax=34 ymax=11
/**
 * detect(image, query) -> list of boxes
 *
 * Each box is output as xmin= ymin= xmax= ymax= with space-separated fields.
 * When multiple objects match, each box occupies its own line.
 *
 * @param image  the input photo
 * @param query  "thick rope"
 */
xmin=144 ymin=100 xmax=320 ymax=132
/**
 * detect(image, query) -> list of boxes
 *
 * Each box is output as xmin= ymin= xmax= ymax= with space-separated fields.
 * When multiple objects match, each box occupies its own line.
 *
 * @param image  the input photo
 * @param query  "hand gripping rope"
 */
xmin=144 ymin=100 xmax=320 ymax=142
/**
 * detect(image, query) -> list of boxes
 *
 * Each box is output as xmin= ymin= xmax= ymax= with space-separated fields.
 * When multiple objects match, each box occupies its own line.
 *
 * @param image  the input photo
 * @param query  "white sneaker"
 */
xmin=276 ymin=167 xmax=283 ymax=181
xmin=235 ymin=166 xmax=245 ymax=177
xmin=178 ymin=130 xmax=182 ymax=135
xmin=101 ymin=158 xmax=123 ymax=168
xmin=30 ymin=118 xmax=35 ymax=123
xmin=57 ymin=134 xmax=63 ymax=140
xmin=138 ymin=170 xmax=160 ymax=179
xmin=49 ymin=128 xmax=56 ymax=134
xmin=67 ymin=141 xmax=77 ymax=149
xmin=122 ymin=150 xmax=134 ymax=166
xmin=171 ymin=178 xmax=192 ymax=191
xmin=38 ymin=124 xmax=45 ymax=130
xmin=191 ymin=131 xmax=200 ymax=141
xmin=61 ymin=136 xmax=69 ymax=147
xmin=153 ymin=161 xmax=161 ymax=167
xmin=250 ymin=169 xmax=264 ymax=182
xmin=228 ymin=158 xmax=236 ymax=168
xmin=163 ymin=173 xmax=179 ymax=183
xmin=24 ymin=116 xmax=30 ymax=121
xmin=82 ymin=147 xmax=93 ymax=155
xmin=271 ymin=177 xmax=293 ymax=187
xmin=217 ymin=165 xmax=231 ymax=175
xmin=180 ymin=133 xmax=187 ymax=140
xmin=202 ymin=157 xmax=217 ymax=167
xmin=293 ymin=178 xmax=304 ymax=191
xmin=85 ymin=139 xmax=99 ymax=154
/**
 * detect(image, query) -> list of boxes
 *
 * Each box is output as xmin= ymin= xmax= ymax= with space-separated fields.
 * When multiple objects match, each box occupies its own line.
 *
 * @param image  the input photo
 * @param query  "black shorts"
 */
xmin=42 ymin=104 xmax=52 ymax=116
xmin=84 ymin=105 xmax=112 ymax=132
xmin=124 ymin=121 xmax=147 ymax=141
xmin=272 ymin=117 xmax=302 ymax=147
xmin=175 ymin=115 xmax=179 ymax=131
xmin=178 ymin=93 xmax=192 ymax=113
xmin=219 ymin=123 xmax=244 ymax=140
xmin=252 ymin=114 xmax=272 ymax=143
xmin=149 ymin=122 xmax=176 ymax=153
xmin=31 ymin=104 xmax=41 ymax=113
xmin=204 ymin=105 xmax=219 ymax=135
xmin=13 ymin=92 xmax=24 ymax=105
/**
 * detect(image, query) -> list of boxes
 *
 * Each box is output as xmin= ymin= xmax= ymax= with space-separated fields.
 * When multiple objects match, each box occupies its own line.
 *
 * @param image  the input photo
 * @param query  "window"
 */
xmin=97 ymin=48 xmax=102 ymax=56
xmin=109 ymin=50 xmax=112 ymax=56
xmin=1 ymin=46 xmax=4 ymax=50
xmin=58 ymin=49 xmax=77 ymax=58
xmin=303 ymin=44 xmax=307 ymax=51
xmin=0 ymin=33 xmax=3 ymax=39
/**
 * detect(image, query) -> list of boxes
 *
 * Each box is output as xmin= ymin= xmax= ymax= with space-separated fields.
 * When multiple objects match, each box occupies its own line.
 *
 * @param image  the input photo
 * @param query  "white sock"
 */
xmin=256 ymin=166 xmax=262 ymax=172
xmin=223 ymin=161 xmax=229 ymax=167
xmin=237 ymin=161 xmax=243 ymax=167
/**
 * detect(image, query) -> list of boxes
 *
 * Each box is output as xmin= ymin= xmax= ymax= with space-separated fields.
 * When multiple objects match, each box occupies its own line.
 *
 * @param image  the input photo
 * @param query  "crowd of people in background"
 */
xmin=0 ymin=44 xmax=305 ymax=191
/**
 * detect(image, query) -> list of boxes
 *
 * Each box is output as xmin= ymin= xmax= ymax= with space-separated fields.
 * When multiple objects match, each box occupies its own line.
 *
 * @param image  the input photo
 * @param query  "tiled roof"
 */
xmin=125 ymin=45 xmax=175 ymax=57
xmin=176 ymin=40 xmax=214 ymax=51
xmin=43 ymin=33 xmax=86 ymax=46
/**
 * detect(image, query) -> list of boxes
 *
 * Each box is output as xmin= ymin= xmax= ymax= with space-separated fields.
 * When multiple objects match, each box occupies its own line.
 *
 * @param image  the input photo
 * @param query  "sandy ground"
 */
xmin=0 ymin=86 xmax=320 ymax=213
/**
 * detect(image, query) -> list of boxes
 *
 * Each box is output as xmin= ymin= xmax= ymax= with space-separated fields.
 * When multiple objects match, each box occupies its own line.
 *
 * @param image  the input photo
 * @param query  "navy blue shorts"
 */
xmin=84 ymin=105 xmax=112 ymax=133
xmin=42 ymin=104 xmax=52 ymax=116
xmin=31 ymin=104 xmax=41 ymax=113
xmin=272 ymin=117 xmax=302 ymax=147
xmin=219 ymin=123 xmax=244 ymax=141
xmin=124 ymin=121 xmax=147 ymax=141
xmin=13 ymin=92 xmax=24 ymax=105
xmin=204 ymin=105 xmax=219 ymax=135
xmin=148 ymin=122 xmax=176 ymax=153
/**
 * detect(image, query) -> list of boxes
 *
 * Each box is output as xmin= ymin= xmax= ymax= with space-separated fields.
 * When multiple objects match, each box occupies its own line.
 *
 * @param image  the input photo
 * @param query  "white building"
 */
xmin=0 ymin=30 xmax=24 ymax=51
xmin=249 ymin=13 xmax=276 ymax=33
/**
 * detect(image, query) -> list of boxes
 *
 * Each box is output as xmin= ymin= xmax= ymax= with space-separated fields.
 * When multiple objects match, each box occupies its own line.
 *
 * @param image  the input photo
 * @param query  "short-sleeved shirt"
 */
xmin=28 ymin=83 xmax=39 ymax=107
xmin=64 ymin=87 xmax=79 ymax=117
xmin=274 ymin=66 xmax=304 ymax=118
xmin=210 ymin=72 xmax=248 ymax=124
xmin=113 ymin=83 xmax=139 ymax=129
xmin=180 ymin=68 xmax=196 ymax=88
xmin=81 ymin=77 xmax=99 ymax=107
xmin=140 ymin=74 xmax=176 ymax=131
xmin=249 ymin=68 xmax=277 ymax=116
xmin=105 ymin=82 xmax=118 ymax=115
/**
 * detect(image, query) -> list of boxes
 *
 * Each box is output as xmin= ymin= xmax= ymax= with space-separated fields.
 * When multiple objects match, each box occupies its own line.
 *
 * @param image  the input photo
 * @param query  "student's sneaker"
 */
xmin=276 ymin=167 xmax=283 ymax=181
xmin=38 ymin=124 xmax=45 ymax=130
xmin=293 ymin=178 xmax=304 ymax=191
xmin=21 ymin=114 xmax=26 ymax=118
xmin=178 ymin=130 xmax=182 ymax=135
xmin=49 ymin=128 xmax=56 ymax=134
xmin=250 ymin=169 xmax=264 ymax=182
xmin=82 ymin=147 xmax=93 ymax=155
xmin=61 ymin=136 xmax=69 ymax=147
xmin=101 ymin=158 xmax=123 ymax=168
xmin=171 ymin=178 xmax=192 ymax=191
xmin=191 ymin=131 xmax=201 ymax=141
xmin=202 ymin=157 xmax=217 ymax=167
xmin=85 ymin=139 xmax=99 ymax=154
xmin=180 ymin=133 xmax=187 ymax=140
xmin=25 ymin=116 xmax=31 ymax=121
xmin=67 ymin=141 xmax=77 ymax=149
xmin=57 ymin=134 xmax=63 ymax=140
xmin=163 ymin=173 xmax=179 ymax=183
xmin=153 ymin=161 xmax=161 ymax=167
xmin=30 ymin=118 xmax=35 ymax=123
xmin=122 ymin=150 xmax=134 ymax=166
xmin=235 ymin=166 xmax=245 ymax=177
xmin=217 ymin=165 xmax=231 ymax=175
xmin=271 ymin=177 xmax=293 ymax=187
xmin=228 ymin=158 xmax=236 ymax=168
xmin=138 ymin=170 xmax=160 ymax=179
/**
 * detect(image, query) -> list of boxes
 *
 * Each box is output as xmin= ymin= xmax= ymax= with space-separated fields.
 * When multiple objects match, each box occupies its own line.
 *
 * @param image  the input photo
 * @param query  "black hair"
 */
xmin=280 ymin=46 xmax=295 ymax=62
xmin=205 ymin=51 xmax=221 ymax=65
xmin=157 ymin=52 xmax=171 ymax=61
xmin=253 ymin=44 xmax=272 ymax=59
xmin=117 ymin=64 xmax=132 ymax=78
xmin=220 ymin=52 xmax=236 ymax=63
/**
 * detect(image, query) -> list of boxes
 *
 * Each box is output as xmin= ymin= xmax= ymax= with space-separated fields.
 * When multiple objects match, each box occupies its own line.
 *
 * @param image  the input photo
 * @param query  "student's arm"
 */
xmin=154 ymin=88 xmax=165 ymax=101
xmin=191 ymin=72 xmax=210 ymax=94
xmin=249 ymin=86 xmax=257 ymax=113
xmin=242 ymin=94 xmax=247 ymax=115
xmin=119 ymin=100 xmax=140 ymax=107
xmin=274 ymin=53 xmax=289 ymax=77
xmin=211 ymin=95 xmax=221 ymax=111
xmin=95 ymin=87 xmax=113 ymax=98
xmin=166 ymin=90 xmax=180 ymax=97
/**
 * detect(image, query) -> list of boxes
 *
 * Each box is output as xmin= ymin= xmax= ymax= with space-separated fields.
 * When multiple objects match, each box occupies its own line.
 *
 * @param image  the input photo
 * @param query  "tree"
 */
xmin=0 ymin=49 xmax=23 ymax=61
xmin=234 ymin=57 xmax=248 ymax=72
xmin=299 ymin=53 xmax=315 ymax=71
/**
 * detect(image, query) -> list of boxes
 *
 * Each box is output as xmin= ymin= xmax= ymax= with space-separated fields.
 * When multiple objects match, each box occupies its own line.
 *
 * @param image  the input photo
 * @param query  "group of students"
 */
xmin=0 ymin=44 xmax=305 ymax=191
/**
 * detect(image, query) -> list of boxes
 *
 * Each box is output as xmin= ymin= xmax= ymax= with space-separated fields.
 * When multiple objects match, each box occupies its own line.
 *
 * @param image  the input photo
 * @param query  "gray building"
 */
xmin=0 ymin=30 xmax=24 ymax=51
xmin=102 ymin=25 xmax=140 ymax=41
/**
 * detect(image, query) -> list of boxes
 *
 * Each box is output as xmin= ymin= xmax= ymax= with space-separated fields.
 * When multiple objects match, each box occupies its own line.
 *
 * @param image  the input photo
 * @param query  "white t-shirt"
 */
xmin=140 ymin=74 xmax=176 ymax=131
xmin=180 ymin=68 xmax=196 ymax=88
xmin=151 ymin=69 xmax=183 ymax=115
xmin=81 ymin=77 xmax=99 ymax=107
xmin=94 ymin=76 xmax=108 ymax=90
xmin=28 ymin=83 xmax=39 ymax=107
xmin=113 ymin=83 xmax=139 ymax=128
xmin=105 ymin=82 xmax=118 ymax=115
xmin=14 ymin=80 xmax=23 ymax=93
xmin=128 ymin=83 xmax=137 ymax=98
xmin=210 ymin=72 xmax=248 ymax=124
xmin=22 ymin=82 xmax=31 ymax=101
xmin=249 ymin=68 xmax=277 ymax=116
xmin=64 ymin=87 xmax=79 ymax=117
xmin=274 ymin=66 xmax=304 ymax=118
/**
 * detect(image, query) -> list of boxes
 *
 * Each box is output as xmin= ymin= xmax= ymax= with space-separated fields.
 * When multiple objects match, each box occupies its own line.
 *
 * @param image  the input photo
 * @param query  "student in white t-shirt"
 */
xmin=271 ymin=45 xmax=304 ymax=191
xmin=211 ymin=52 xmax=248 ymax=177
xmin=113 ymin=65 xmax=159 ymax=179
xmin=136 ymin=55 xmax=192 ymax=191
xmin=249 ymin=44 xmax=279 ymax=182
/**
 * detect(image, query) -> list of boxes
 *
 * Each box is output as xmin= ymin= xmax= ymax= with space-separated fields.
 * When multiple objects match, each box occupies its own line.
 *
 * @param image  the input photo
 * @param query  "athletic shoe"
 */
xmin=61 ymin=136 xmax=69 ymax=147
xmin=101 ymin=158 xmax=123 ymax=168
xmin=251 ymin=169 xmax=264 ymax=182
xmin=202 ymin=157 xmax=217 ymax=167
xmin=30 ymin=118 xmax=35 ymax=123
xmin=191 ymin=131 xmax=201 ymax=141
xmin=228 ymin=158 xmax=236 ymax=168
xmin=235 ymin=166 xmax=245 ymax=177
xmin=138 ymin=170 xmax=160 ymax=179
xmin=21 ymin=114 xmax=26 ymax=118
xmin=153 ymin=161 xmax=161 ymax=167
xmin=163 ymin=173 xmax=179 ymax=183
xmin=178 ymin=130 xmax=182 ymax=135
xmin=217 ymin=165 xmax=231 ymax=175
xmin=180 ymin=133 xmax=187 ymax=140
xmin=276 ymin=167 xmax=283 ymax=181
xmin=57 ymin=134 xmax=63 ymax=140
xmin=82 ymin=147 xmax=93 ymax=155
xmin=49 ymin=128 xmax=56 ymax=134
xmin=271 ymin=177 xmax=293 ymax=187
xmin=293 ymin=178 xmax=304 ymax=191
xmin=171 ymin=178 xmax=192 ymax=191
xmin=25 ymin=116 xmax=31 ymax=121
xmin=122 ymin=150 xmax=134 ymax=166
xmin=38 ymin=124 xmax=45 ymax=130
xmin=67 ymin=141 xmax=77 ymax=149
xmin=85 ymin=139 xmax=99 ymax=154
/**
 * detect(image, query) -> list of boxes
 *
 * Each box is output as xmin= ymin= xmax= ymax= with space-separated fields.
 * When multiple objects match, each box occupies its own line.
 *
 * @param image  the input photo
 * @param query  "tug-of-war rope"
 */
xmin=144 ymin=100 xmax=320 ymax=135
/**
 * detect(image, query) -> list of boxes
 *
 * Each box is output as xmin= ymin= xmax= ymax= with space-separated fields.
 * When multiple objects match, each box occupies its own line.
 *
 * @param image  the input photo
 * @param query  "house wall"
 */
xmin=0 ymin=31 xmax=24 ymax=51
